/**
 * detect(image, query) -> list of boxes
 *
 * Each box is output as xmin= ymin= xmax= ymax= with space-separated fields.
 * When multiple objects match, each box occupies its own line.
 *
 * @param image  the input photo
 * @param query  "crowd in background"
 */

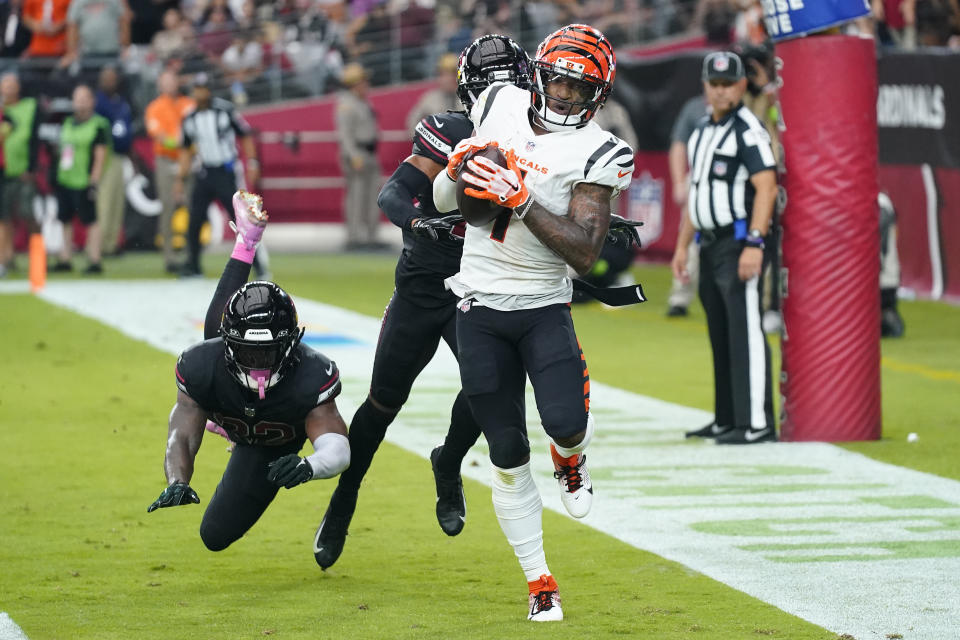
xmin=0 ymin=0 xmax=958 ymax=275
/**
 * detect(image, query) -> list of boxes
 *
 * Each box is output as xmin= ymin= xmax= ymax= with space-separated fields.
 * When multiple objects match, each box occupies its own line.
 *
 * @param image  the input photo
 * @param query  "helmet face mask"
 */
xmin=530 ymin=24 xmax=616 ymax=132
xmin=220 ymin=281 xmax=303 ymax=399
xmin=457 ymin=34 xmax=531 ymax=111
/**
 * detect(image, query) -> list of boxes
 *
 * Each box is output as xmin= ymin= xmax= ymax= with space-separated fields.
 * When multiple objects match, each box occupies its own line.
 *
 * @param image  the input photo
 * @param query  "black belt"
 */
xmin=697 ymin=226 xmax=736 ymax=244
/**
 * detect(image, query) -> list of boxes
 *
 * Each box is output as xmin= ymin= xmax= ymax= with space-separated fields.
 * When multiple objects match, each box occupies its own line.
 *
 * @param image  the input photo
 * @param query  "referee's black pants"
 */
xmin=187 ymin=166 xmax=267 ymax=275
xmin=698 ymin=234 xmax=774 ymax=430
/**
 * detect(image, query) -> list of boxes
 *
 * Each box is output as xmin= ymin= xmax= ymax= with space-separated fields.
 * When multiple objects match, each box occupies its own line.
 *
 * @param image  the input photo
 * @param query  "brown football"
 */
xmin=456 ymin=145 xmax=512 ymax=227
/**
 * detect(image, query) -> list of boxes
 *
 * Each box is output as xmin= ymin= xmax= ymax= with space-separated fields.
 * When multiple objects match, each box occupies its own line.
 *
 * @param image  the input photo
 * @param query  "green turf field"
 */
xmin=2 ymin=251 xmax=958 ymax=639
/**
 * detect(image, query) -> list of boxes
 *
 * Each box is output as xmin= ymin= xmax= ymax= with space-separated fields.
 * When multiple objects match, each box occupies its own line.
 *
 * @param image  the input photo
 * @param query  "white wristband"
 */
xmin=432 ymin=171 xmax=459 ymax=213
xmin=304 ymin=432 xmax=351 ymax=479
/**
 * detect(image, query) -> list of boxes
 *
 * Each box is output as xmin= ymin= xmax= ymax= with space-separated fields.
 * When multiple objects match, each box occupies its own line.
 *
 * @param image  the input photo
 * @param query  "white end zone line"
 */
xmin=0 ymin=613 xmax=29 ymax=640
xmin=8 ymin=280 xmax=960 ymax=640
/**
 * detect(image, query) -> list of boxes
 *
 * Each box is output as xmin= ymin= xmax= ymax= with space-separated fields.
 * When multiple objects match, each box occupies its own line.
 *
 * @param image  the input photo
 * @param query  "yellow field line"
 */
xmin=882 ymin=357 xmax=960 ymax=383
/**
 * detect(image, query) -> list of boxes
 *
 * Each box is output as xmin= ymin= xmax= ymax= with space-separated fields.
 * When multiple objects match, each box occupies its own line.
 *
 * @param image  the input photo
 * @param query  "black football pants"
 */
xmin=698 ymin=235 xmax=774 ymax=430
xmin=456 ymin=303 xmax=589 ymax=469
xmin=199 ymin=439 xmax=303 ymax=551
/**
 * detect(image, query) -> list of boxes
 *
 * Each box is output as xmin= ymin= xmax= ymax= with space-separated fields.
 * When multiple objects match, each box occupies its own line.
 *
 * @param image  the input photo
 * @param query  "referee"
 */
xmin=174 ymin=73 xmax=267 ymax=278
xmin=671 ymin=51 xmax=778 ymax=445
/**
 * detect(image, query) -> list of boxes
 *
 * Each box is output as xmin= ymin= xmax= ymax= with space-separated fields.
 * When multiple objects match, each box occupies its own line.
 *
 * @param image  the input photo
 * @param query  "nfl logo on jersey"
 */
xmin=713 ymin=160 xmax=728 ymax=177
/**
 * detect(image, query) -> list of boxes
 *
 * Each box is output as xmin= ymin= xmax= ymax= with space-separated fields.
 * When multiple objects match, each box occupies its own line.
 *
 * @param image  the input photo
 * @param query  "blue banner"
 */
xmin=762 ymin=0 xmax=871 ymax=41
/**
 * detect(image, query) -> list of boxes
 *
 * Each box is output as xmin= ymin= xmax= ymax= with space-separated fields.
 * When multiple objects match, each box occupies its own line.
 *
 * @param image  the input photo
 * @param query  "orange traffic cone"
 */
xmin=28 ymin=233 xmax=45 ymax=292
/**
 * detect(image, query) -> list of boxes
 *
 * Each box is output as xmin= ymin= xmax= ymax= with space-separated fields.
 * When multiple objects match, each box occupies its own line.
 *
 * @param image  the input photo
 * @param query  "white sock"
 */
xmin=491 ymin=461 xmax=548 ymax=582
xmin=550 ymin=412 xmax=595 ymax=458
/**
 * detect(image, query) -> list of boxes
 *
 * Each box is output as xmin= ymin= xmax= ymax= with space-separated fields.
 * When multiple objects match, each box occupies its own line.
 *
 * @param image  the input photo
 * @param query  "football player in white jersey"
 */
xmin=431 ymin=24 xmax=634 ymax=622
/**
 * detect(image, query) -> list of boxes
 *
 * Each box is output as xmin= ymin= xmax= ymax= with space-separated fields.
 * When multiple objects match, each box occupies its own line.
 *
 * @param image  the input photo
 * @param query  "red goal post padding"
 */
xmin=777 ymin=35 xmax=882 ymax=442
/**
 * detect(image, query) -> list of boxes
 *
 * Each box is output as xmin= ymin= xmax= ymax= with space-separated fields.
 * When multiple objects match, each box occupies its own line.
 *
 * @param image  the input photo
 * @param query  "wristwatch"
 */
xmin=745 ymin=229 xmax=765 ymax=249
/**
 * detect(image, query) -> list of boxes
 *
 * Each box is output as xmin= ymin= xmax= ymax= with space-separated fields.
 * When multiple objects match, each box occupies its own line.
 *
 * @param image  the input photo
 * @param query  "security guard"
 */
xmin=335 ymin=63 xmax=381 ymax=251
xmin=670 ymin=51 xmax=777 ymax=445
xmin=175 ymin=73 xmax=266 ymax=278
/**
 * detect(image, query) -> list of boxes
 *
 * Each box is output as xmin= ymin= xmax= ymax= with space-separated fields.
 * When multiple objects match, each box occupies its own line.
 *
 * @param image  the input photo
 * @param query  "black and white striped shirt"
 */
xmin=181 ymin=98 xmax=251 ymax=169
xmin=686 ymin=103 xmax=776 ymax=231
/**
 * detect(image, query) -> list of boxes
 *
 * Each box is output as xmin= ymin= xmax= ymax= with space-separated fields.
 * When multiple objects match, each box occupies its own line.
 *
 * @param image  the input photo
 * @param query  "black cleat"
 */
xmin=430 ymin=446 xmax=466 ymax=536
xmin=666 ymin=305 xmax=688 ymax=317
xmin=313 ymin=493 xmax=354 ymax=570
xmin=685 ymin=421 xmax=732 ymax=439
xmin=881 ymin=308 xmax=905 ymax=338
xmin=51 ymin=261 xmax=73 ymax=272
xmin=716 ymin=426 xmax=777 ymax=445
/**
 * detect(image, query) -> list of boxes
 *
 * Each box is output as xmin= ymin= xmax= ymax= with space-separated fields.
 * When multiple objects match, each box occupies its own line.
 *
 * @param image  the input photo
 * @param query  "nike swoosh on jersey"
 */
xmin=432 ymin=116 xmax=445 ymax=128
xmin=618 ymin=169 xmax=631 ymax=178
xmin=325 ymin=362 xmax=334 ymax=375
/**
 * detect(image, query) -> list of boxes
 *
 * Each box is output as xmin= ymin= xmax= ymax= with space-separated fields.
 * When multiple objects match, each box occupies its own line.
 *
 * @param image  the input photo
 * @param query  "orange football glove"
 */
xmin=445 ymin=136 xmax=497 ymax=181
xmin=462 ymin=148 xmax=529 ymax=210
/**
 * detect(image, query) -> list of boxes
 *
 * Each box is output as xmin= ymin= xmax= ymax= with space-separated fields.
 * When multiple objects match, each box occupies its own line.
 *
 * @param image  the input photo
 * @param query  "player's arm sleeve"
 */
xmin=303 ymin=401 xmax=350 ymax=479
xmin=378 ymin=160 xmax=433 ymax=229
xmin=738 ymin=123 xmax=777 ymax=175
xmin=432 ymin=169 xmax=458 ymax=213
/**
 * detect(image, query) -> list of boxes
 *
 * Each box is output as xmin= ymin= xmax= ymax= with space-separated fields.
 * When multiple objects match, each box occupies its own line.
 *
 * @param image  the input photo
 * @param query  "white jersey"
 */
xmin=445 ymin=83 xmax=634 ymax=310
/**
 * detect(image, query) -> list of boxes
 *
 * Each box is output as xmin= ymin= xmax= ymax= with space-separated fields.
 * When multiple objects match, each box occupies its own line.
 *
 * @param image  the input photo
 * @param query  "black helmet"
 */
xmin=457 ymin=34 xmax=531 ymax=110
xmin=220 ymin=281 xmax=304 ymax=398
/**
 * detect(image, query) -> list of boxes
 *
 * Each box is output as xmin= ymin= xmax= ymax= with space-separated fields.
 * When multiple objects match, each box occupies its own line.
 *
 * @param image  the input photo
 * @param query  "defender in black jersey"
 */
xmin=148 ymin=191 xmax=350 ymax=553
xmin=313 ymin=35 xmax=532 ymax=570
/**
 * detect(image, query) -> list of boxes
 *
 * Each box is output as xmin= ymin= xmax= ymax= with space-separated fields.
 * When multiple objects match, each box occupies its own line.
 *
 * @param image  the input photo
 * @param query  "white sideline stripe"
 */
xmin=0 ymin=613 xmax=29 ymax=640
xmin=11 ymin=281 xmax=960 ymax=640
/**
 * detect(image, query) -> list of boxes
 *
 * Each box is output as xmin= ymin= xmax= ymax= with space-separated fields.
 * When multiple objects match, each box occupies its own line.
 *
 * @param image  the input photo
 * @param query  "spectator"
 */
xmin=128 ymin=0 xmax=178 ymax=46
xmin=145 ymin=69 xmax=195 ymax=273
xmin=394 ymin=0 xmax=436 ymax=81
xmin=151 ymin=8 xmax=196 ymax=65
xmin=335 ymin=62 xmax=381 ymax=250
xmin=405 ymin=52 xmax=460 ymax=132
xmin=348 ymin=1 xmax=391 ymax=86
xmin=95 ymin=65 xmax=133 ymax=256
xmin=284 ymin=0 xmax=348 ymax=96
xmin=220 ymin=28 xmax=263 ymax=105
xmin=906 ymin=0 xmax=960 ymax=46
xmin=196 ymin=0 xmax=236 ymax=59
xmin=694 ymin=0 xmax=736 ymax=44
xmin=53 ymin=84 xmax=111 ymax=274
xmin=0 ymin=0 xmax=33 ymax=62
xmin=0 ymin=73 xmax=42 ymax=277
xmin=61 ymin=0 xmax=132 ymax=68
xmin=21 ymin=0 xmax=70 ymax=59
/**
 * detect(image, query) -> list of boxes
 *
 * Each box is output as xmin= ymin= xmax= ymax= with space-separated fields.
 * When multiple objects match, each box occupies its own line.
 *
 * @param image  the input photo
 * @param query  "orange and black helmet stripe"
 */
xmin=537 ymin=24 xmax=615 ymax=84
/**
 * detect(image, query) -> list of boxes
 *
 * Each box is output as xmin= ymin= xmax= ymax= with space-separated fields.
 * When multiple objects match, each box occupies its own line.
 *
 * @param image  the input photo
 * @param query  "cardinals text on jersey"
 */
xmin=446 ymin=83 xmax=634 ymax=308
